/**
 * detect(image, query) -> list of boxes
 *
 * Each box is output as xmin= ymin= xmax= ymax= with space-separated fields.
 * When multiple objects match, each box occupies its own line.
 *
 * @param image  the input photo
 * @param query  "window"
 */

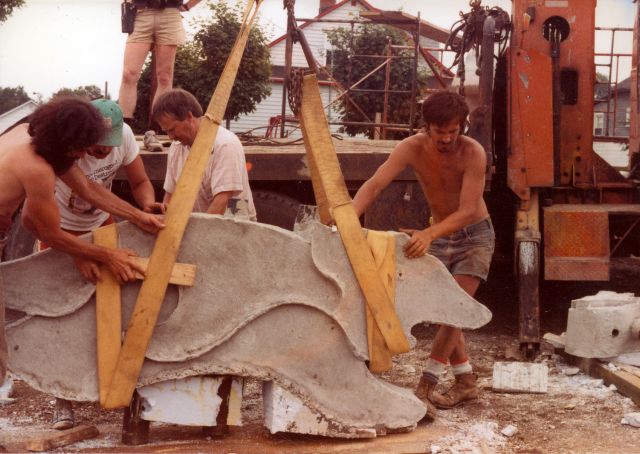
xmin=594 ymin=112 xmax=604 ymax=135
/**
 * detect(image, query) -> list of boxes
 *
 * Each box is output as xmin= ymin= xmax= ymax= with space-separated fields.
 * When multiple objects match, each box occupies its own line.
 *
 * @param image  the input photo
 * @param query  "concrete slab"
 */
xmin=492 ymin=362 xmax=548 ymax=393
xmin=1 ymin=215 xmax=491 ymax=436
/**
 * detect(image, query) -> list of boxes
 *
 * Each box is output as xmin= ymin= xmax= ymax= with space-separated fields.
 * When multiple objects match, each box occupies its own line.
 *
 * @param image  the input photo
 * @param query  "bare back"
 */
xmin=401 ymin=132 xmax=489 ymax=225
xmin=0 ymin=124 xmax=56 ymax=218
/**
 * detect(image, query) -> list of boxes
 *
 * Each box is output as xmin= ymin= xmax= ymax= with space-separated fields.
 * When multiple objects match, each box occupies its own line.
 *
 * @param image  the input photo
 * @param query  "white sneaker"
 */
xmin=143 ymin=130 xmax=163 ymax=152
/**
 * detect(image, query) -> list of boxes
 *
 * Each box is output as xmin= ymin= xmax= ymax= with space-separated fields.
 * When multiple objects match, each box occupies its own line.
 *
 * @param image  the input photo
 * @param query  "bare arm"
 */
xmin=352 ymin=142 xmax=412 ymax=217
xmin=21 ymin=168 xmax=145 ymax=283
xmin=60 ymin=165 xmax=164 ymax=233
xmin=206 ymin=191 xmax=233 ymax=215
xmin=124 ymin=156 xmax=166 ymax=214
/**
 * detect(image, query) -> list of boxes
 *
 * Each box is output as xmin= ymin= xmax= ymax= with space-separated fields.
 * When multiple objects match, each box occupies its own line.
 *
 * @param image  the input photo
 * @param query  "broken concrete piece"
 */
xmin=543 ymin=332 xmax=566 ymax=349
xmin=501 ymin=424 xmax=518 ymax=437
xmin=492 ymin=362 xmax=548 ymax=393
xmin=137 ymin=376 xmax=242 ymax=427
xmin=563 ymin=367 xmax=580 ymax=376
xmin=565 ymin=291 xmax=640 ymax=358
xmin=2 ymin=215 xmax=491 ymax=436
xmin=0 ymin=377 xmax=14 ymax=405
xmin=263 ymin=381 xmax=377 ymax=438
xmin=621 ymin=412 xmax=640 ymax=428
xmin=611 ymin=352 xmax=640 ymax=367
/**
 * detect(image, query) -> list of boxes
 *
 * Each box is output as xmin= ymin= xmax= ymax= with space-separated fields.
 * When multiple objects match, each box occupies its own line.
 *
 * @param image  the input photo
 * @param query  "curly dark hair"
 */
xmin=27 ymin=97 xmax=106 ymax=175
xmin=421 ymin=90 xmax=469 ymax=131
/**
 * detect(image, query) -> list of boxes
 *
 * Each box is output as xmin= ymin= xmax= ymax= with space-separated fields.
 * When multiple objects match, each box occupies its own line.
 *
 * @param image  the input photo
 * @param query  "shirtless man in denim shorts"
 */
xmin=352 ymin=90 xmax=494 ymax=420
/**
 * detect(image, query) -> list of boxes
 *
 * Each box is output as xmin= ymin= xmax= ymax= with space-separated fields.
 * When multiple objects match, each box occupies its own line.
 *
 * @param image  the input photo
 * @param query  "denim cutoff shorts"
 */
xmin=427 ymin=217 xmax=495 ymax=281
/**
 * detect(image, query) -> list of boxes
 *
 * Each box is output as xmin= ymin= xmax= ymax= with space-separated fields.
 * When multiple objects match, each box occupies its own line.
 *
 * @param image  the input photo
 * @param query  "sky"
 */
xmin=0 ymin=0 xmax=635 ymax=100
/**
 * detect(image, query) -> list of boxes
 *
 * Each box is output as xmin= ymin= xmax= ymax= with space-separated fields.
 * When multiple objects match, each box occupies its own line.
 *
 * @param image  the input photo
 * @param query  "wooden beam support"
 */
xmin=25 ymin=425 xmax=99 ymax=452
xmin=93 ymin=224 xmax=122 ymax=407
xmin=129 ymin=257 xmax=196 ymax=287
xmin=365 ymin=230 xmax=395 ymax=372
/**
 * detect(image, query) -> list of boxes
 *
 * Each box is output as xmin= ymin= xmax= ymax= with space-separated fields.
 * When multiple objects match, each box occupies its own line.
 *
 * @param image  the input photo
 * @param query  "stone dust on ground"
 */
xmin=1 ymin=324 xmax=640 ymax=453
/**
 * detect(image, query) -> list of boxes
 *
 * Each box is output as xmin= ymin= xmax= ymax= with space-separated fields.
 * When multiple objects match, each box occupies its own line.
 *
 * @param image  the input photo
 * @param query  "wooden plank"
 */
xmin=25 ymin=425 xmax=99 ymax=452
xmin=560 ymin=350 xmax=640 ymax=406
xmin=299 ymin=73 xmax=409 ymax=355
xmin=93 ymin=224 xmax=122 ymax=407
xmin=365 ymin=230 xmax=395 ymax=372
xmin=103 ymin=0 xmax=262 ymax=409
xmin=129 ymin=257 xmax=196 ymax=287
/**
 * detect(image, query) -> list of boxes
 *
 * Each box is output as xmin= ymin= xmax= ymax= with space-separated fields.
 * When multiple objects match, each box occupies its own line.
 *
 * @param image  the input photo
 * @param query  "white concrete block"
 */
xmin=492 ymin=362 xmax=548 ymax=393
xmin=138 ymin=376 xmax=243 ymax=426
xmin=566 ymin=291 xmax=640 ymax=358
xmin=263 ymin=381 xmax=377 ymax=438
xmin=622 ymin=412 xmax=640 ymax=428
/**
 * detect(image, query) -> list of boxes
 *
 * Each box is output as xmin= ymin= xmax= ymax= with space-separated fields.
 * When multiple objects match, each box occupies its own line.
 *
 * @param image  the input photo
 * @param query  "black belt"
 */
xmin=134 ymin=0 xmax=181 ymax=9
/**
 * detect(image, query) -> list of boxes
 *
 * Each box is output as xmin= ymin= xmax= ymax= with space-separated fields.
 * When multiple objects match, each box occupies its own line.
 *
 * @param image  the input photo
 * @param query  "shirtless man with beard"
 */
xmin=352 ymin=90 xmax=495 ymax=420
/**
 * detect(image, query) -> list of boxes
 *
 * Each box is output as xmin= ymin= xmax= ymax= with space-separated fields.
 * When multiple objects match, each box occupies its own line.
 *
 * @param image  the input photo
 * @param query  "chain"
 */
xmin=287 ymin=68 xmax=305 ymax=116
xmin=283 ymin=0 xmax=299 ymax=43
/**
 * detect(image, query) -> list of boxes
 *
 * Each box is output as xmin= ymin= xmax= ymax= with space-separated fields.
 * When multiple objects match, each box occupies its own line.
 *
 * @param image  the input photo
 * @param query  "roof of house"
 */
xmin=0 ymin=100 xmax=39 ymax=135
xmin=269 ymin=0 xmax=454 ymax=78
xmin=594 ymin=76 xmax=632 ymax=104
xmin=269 ymin=0 xmax=379 ymax=48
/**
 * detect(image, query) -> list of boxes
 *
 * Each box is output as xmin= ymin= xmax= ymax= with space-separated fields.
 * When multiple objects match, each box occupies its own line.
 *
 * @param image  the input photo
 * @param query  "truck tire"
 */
xmin=2 ymin=211 xmax=36 ymax=261
xmin=253 ymin=190 xmax=301 ymax=231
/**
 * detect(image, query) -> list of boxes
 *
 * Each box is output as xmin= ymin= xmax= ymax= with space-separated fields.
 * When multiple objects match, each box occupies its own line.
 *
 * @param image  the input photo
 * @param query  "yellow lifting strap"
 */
xmin=101 ymin=0 xmax=264 ymax=409
xmin=298 ymin=73 xmax=410 ymax=356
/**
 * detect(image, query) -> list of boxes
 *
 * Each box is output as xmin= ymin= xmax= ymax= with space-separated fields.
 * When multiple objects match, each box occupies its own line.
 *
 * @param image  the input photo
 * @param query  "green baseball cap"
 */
xmin=91 ymin=99 xmax=123 ymax=147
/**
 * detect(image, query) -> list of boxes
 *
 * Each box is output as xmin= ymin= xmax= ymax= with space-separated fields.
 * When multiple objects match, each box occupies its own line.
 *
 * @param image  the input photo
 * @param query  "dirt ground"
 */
xmin=2 ymin=260 xmax=640 ymax=453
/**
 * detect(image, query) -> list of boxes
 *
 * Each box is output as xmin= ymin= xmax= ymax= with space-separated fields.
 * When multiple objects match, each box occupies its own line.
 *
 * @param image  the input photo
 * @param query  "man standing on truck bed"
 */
xmin=352 ymin=90 xmax=494 ymax=419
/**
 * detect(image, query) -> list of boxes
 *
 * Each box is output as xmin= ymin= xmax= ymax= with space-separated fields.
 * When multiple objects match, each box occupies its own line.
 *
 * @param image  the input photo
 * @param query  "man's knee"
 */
xmin=155 ymin=71 xmax=174 ymax=88
xmin=121 ymin=67 xmax=142 ymax=85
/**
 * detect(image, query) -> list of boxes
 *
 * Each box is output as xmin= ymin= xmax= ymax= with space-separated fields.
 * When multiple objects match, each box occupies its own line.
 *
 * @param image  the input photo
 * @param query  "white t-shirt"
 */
xmin=55 ymin=124 xmax=139 ymax=231
xmin=163 ymin=126 xmax=256 ymax=220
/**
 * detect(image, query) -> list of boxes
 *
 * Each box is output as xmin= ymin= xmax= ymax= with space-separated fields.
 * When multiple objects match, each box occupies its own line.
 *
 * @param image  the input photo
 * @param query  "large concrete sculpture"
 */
xmin=1 ymin=214 xmax=491 ymax=437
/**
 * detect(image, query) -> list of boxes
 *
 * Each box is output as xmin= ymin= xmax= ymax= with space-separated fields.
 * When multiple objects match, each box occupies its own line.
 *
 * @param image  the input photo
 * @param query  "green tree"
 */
xmin=326 ymin=24 xmax=428 ymax=139
xmin=0 ymin=0 xmax=24 ymax=23
xmin=133 ymin=0 xmax=271 ymax=132
xmin=50 ymin=85 xmax=104 ymax=100
xmin=0 ymin=86 xmax=30 ymax=114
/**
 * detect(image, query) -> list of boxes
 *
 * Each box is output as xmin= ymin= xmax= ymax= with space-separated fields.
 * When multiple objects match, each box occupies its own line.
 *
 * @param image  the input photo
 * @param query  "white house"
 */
xmin=0 ymin=100 xmax=38 ymax=135
xmin=228 ymin=0 xmax=453 ymax=138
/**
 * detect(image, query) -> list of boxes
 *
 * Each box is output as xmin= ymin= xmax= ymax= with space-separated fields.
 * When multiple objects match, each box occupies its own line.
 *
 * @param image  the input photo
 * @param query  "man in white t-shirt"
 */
xmin=47 ymin=99 xmax=165 ymax=431
xmin=52 ymin=99 xmax=165 ymax=234
xmin=151 ymin=88 xmax=256 ymax=220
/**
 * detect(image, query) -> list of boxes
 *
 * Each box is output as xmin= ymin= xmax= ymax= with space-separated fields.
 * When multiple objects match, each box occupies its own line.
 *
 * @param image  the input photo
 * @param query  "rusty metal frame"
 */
xmin=278 ymin=11 xmax=454 ymax=138
xmin=594 ymin=26 xmax=633 ymax=139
